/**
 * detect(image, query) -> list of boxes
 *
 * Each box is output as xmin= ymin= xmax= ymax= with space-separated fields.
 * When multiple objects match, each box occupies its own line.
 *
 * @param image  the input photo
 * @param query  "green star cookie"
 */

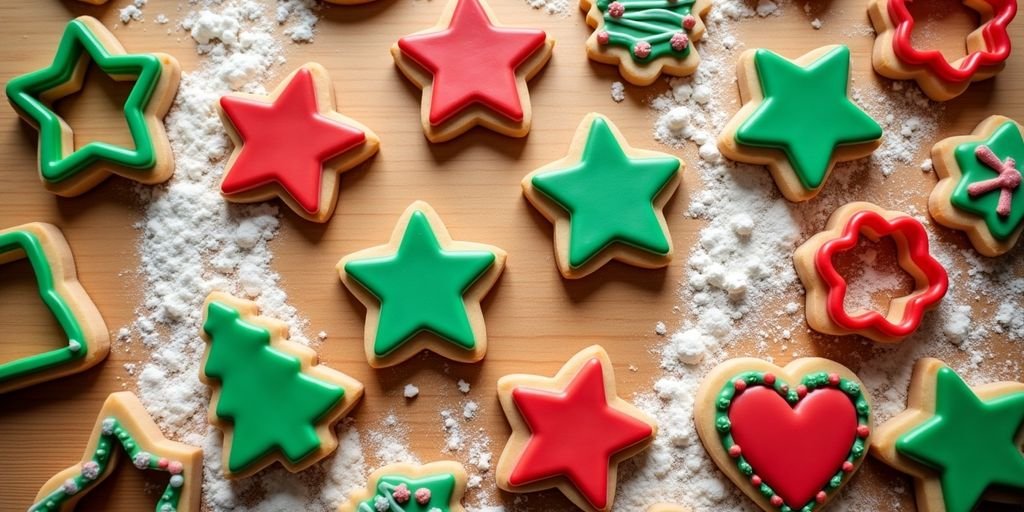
xmin=523 ymin=113 xmax=681 ymax=279
xmin=338 ymin=201 xmax=506 ymax=368
xmin=949 ymin=120 xmax=1024 ymax=241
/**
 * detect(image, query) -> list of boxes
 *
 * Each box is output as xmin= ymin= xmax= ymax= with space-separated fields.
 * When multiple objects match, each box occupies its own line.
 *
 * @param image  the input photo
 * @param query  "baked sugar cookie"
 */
xmin=200 ymin=292 xmax=364 ymax=478
xmin=0 ymin=222 xmax=109 ymax=394
xmin=868 ymin=0 xmax=1017 ymax=101
xmin=496 ymin=345 xmax=657 ymax=511
xmin=718 ymin=45 xmax=882 ymax=202
xmin=871 ymin=358 xmax=1024 ymax=512
xmin=392 ymin=0 xmax=554 ymax=142
xmin=580 ymin=0 xmax=713 ymax=86
xmin=522 ymin=113 xmax=681 ymax=279
xmin=694 ymin=358 xmax=872 ymax=512
xmin=29 ymin=392 xmax=202 ymax=512
xmin=648 ymin=505 xmax=690 ymax=512
xmin=337 ymin=201 xmax=506 ymax=368
xmin=794 ymin=202 xmax=948 ymax=343
xmin=929 ymin=115 xmax=1024 ymax=256
xmin=338 ymin=461 xmax=468 ymax=512
xmin=5 ymin=16 xmax=179 ymax=197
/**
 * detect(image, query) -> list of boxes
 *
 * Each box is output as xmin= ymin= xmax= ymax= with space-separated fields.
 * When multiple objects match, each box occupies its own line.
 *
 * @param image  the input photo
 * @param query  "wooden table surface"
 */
xmin=1 ymin=0 xmax=1022 ymax=510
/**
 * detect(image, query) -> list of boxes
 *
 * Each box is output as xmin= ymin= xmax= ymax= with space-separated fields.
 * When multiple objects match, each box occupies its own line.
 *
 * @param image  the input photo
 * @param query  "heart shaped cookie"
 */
xmin=694 ymin=358 xmax=873 ymax=511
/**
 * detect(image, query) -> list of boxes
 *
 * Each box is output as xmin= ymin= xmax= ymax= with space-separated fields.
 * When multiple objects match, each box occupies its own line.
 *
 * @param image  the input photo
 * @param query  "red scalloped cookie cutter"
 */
xmin=794 ymin=202 xmax=949 ymax=343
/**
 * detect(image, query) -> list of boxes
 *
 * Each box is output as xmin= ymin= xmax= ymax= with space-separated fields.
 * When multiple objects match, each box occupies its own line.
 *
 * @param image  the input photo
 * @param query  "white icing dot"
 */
xmin=170 ymin=474 xmax=185 ymax=488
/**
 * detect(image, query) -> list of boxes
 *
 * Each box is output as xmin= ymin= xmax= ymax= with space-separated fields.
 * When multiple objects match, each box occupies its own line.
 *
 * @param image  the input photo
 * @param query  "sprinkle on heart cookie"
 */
xmin=794 ymin=202 xmax=948 ymax=344
xmin=338 ymin=461 xmax=468 ymax=512
xmin=928 ymin=115 xmax=1024 ymax=256
xmin=871 ymin=358 xmax=1024 ymax=512
xmin=5 ymin=16 xmax=180 ymax=197
xmin=694 ymin=358 xmax=872 ymax=512
xmin=496 ymin=345 xmax=657 ymax=511
xmin=218 ymin=63 xmax=379 ymax=223
xmin=199 ymin=292 xmax=364 ymax=478
xmin=868 ymin=0 xmax=1017 ymax=101
xmin=29 ymin=392 xmax=203 ymax=512
xmin=337 ymin=201 xmax=506 ymax=368
xmin=522 ymin=113 xmax=681 ymax=279
xmin=392 ymin=0 xmax=554 ymax=142
xmin=580 ymin=0 xmax=713 ymax=86
xmin=0 ymin=223 xmax=109 ymax=394
xmin=718 ymin=45 xmax=882 ymax=202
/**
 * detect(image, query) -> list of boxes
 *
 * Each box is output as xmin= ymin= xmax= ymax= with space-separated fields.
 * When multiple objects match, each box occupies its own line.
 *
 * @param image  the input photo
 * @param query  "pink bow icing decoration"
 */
xmin=969 ymin=145 xmax=1021 ymax=217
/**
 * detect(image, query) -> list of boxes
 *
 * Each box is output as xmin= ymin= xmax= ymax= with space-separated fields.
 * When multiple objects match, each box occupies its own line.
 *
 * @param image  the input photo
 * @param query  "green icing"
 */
xmin=357 ymin=473 xmax=457 ymax=512
xmin=202 ymin=301 xmax=345 ymax=474
xmin=530 ymin=116 xmax=679 ymax=269
xmin=714 ymin=371 xmax=871 ymax=512
xmin=595 ymin=0 xmax=698 ymax=62
xmin=895 ymin=366 xmax=1024 ymax=512
xmin=344 ymin=210 xmax=496 ymax=357
xmin=735 ymin=46 xmax=883 ymax=191
xmin=29 ymin=418 xmax=185 ymax=512
xmin=0 ymin=229 xmax=88 ymax=385
xmin=950 ymin=121 xmax=1024 ymax=240
xmin=5 ymin=18 xmax=165 ymax=183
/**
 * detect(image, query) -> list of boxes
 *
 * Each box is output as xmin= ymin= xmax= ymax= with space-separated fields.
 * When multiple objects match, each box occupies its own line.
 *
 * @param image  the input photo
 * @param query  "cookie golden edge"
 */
xmin=31 ymin=391 xmax=203 ymax=512
xmin=495 ymin=345 xmax=658 ymax=512
xmin=870 ymin=358 xmax=1024 ymax=512
xmin=521 ymin=112 xmax=682 ymax=279
xmin=579 ymin=0 xmax=713 ymax=86
xmin=717 ymin=45 xmax=882 ymax=203
xmin=198 ymin=291 xmax=365 ymax=478
xmin=648 ymin=505 xmax=691 ymax=512
xmin=389 ymin=0 xmax=555 ymax=143
xmin=217 ymin=62 xmax=380 ymax=223
xmin=928 ymin=115 xmax=1023 ymax=256
xmin=337 ymin=461 xmax=469 ymax=512
xmin=693 ymin=357 xmax=873 ymax=512
xmin=0 ymin=222 xmax=110 ymax=394
xmin=336 ymin=200 xmax=507 ymax=368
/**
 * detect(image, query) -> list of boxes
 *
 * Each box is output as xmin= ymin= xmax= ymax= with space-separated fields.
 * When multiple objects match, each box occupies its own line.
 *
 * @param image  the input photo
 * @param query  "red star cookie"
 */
xmin=392 ymin=0 xmax=555 ymax=142
xmin=218 ymin=63 xmax=379 ymax=223
xmin=496 ymin=345 xmax=657 ymax=511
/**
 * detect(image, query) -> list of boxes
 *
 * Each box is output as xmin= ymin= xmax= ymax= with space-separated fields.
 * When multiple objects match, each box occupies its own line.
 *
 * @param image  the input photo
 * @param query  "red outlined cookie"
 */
xmin=868 ymin=0 xmax=1017 ymax=101
xmin=391 ymin=0 xmax=555 ymax=142
xmin=218 ymin=63 xmax=379 ymax=223
xmin=694 ymin=358 xmax=872 ymax=512
xmin=496 ymin=345 xmax=657 ymax=511
xmin=794 ymin=202 xmax=948 ymax=344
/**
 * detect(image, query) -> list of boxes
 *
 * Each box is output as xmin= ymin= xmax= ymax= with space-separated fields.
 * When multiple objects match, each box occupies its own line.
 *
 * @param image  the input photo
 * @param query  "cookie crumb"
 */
xmin=611 ymin=81 xmax=626 ymax=103
xmin=403 ymin=384 xmax=419 ymax=399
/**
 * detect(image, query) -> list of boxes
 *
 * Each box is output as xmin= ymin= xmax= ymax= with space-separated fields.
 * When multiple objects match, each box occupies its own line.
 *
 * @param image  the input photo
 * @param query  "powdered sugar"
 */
xmin=524 ymin=0 xmax=570 ymax=16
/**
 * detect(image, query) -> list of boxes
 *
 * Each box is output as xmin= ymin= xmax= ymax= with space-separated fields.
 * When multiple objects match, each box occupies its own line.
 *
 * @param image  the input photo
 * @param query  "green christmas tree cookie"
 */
xmin=339 ymin=461 xmax=468 ymax=512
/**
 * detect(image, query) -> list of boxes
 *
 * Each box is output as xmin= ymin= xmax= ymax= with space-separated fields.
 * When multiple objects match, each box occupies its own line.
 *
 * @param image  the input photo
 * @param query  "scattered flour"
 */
xmin=403 ymin=384 xmax=420 ymax=399
xmin=524 ymin=0 xmax=570 ymax=16
xmin=119 ymin=4 xmax=144 ymax=24
xmin=611 ymin=81 xmax=626 ymax=103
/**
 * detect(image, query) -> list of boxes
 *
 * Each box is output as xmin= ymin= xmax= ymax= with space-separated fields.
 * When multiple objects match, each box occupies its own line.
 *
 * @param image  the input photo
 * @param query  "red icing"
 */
xmin=397 ymin=0 xmax=547 ymax=126
xmin=509 ymin=358 xmax=653 ymax=509
xmin=888 ymin=0 xmax=1016 ymax=83
xmin=729 ymin=386 xmax=858 ymax=508
xmin=814 ymin=210 xmax=948 ymax=339
xmin=219 ymin=68 xmax=366 ymax=214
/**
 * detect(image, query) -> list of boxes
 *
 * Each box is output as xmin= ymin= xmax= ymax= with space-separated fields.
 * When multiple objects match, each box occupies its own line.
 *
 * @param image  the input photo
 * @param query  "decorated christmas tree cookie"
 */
xmin=871 ymin=358 xmax=1024 ymax=512
xmin=522 ymin=113 xmax=681 ymax=279
xmin=337 ymin=201 xmax=506 ymax=368
xmin=339 ymin=461 xmax=468 ymax=512
xmin=929 ymin=115 xmax=1024 ymax=256
xmin=694 ymin=358 xmax=873 ymax=512
xmin=0 ymin=222 xmax=109 ymax=394
xmin=5 ymin=16 xmax=180 ymax=197
xmin=496 ymin=345 xmax=657 ymax=511
xmin=392 ymin=0 xmax=555 ymax=142
xmin=581 ymin=0 xmax=713 ymax=86
xmin=199 ymin=292 xmax=364 ymax=478
xmin=29 ymin=392 xmax=202 ymax=512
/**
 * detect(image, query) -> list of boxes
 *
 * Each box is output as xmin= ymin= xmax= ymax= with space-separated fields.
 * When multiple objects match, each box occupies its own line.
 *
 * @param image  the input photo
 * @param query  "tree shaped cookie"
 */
xmin=339 ymin=461 xmax=468 ymax=512
xmin=29 ymin=392 xmax=202 ymax=512
xmin=0 ymin=222 xmax=109 ymax=394
xmin=200 ymin=292 xmax=364 ymax=478
xmin=337 ymin=201 xmax=506 ymax=368
xmin=872 ymin=359 xmax=1024 ymax=512
xmin=218 ymin=63 xmax=380 ymax=223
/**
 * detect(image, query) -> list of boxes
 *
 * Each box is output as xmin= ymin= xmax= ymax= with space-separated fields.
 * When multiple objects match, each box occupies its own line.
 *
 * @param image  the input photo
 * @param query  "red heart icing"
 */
xmin=728 ymin=386 xmax=858 ymax=507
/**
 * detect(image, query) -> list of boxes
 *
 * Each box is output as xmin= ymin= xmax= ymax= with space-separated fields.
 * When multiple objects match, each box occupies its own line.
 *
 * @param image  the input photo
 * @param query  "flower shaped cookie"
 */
xmin=794 ymin=202 xmax=948 ymax=343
